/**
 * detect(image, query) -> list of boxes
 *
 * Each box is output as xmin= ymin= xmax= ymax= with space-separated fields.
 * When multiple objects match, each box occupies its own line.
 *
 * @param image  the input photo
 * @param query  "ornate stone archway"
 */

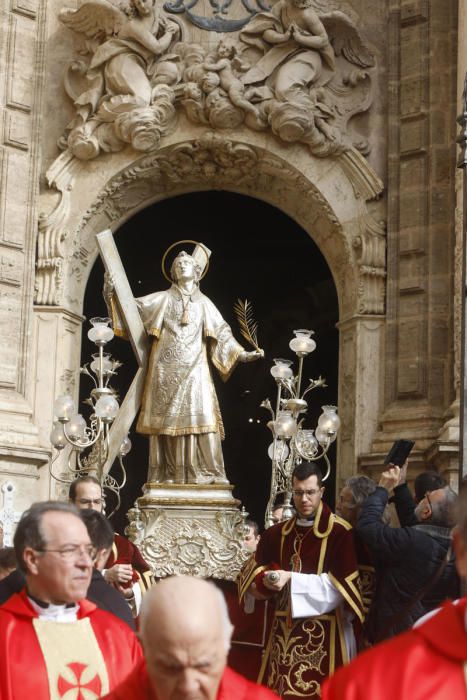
xmin=34 ymin=128 xmax=384 ymax=489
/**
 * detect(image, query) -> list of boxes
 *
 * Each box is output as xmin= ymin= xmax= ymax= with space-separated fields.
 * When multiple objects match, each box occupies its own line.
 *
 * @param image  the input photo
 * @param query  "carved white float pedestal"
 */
xmin=132 ymin=483 xmax=248 ymax=580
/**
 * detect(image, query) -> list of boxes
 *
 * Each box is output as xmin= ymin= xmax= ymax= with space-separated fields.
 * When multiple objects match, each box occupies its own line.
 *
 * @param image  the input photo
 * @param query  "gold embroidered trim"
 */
xmin=238 ymin=561 xmax=268 ymax=601
xmin=317 ymin=536 xmax=328 ymax=575
xmin=33 ymin=617 xmax=110 ymax=699
xmin=328 ymin=571 xmax=364 ymax=623
xmin=333 ymin=514 xmax=353 ymax=531
xmin=313 ymin=502 xmax=335 ymax=539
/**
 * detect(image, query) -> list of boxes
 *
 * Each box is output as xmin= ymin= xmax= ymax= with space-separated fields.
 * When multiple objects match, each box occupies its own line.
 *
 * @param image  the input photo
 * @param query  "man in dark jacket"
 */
xmin=356 ymin=464 xmax=459 ymax=642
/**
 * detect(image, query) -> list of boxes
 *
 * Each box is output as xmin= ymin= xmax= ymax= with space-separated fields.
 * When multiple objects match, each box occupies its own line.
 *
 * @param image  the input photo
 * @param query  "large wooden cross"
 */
xmin=96 ymin=230 xmax=210 ymax=476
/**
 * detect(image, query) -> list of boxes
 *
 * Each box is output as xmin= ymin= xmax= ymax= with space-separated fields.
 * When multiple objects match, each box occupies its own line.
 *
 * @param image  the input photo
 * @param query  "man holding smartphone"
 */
xmin=356 ymin=460 xmax=459 ymax=642
xmin=322 ymin=481 xmax=467 ymax=700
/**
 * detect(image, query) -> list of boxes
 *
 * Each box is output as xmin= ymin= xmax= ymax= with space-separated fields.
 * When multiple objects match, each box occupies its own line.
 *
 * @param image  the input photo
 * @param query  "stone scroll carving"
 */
xmin=58 ymin=0 xmax=375 ymax=160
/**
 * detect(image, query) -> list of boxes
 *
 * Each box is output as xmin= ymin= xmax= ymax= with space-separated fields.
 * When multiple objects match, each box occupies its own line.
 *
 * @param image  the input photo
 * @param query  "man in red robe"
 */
xmin=69 ymin=476 xmax=153 ymax=614
xmin=321 ymin=598 xmax=467 ymax=699
xmin=216 ymin=521 xmax=273 ymax=681
xmin=238 ymin=462 xmax=364 ymax=699
xmin=102 ymin=575 xmax=280 ymax=700
xmin=0 ymin=500 xmax=142 ymax=699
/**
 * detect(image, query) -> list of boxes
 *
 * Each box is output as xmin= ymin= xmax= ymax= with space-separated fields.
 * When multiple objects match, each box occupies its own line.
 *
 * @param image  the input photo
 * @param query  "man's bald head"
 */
xmin=140 ymin=576 xmax=233 ymax=700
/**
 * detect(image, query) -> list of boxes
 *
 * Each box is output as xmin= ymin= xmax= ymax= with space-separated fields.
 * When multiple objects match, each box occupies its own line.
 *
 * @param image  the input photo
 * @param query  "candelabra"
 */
xmin=49 ymin=317 xmax=130 ymax=514
xmin=261 ymin=329 xmax=340 ymax=528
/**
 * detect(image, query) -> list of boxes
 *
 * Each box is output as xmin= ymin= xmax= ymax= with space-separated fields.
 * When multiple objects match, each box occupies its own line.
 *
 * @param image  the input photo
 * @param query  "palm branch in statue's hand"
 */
xmin=234 ymin=299 xmax=262 ymax=354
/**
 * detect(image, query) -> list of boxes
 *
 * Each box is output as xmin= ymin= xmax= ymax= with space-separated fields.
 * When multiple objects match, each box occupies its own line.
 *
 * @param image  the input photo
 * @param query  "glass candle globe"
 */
xmin=95 ymin=394 xmax=119 ymax=422
xmin=315 ymin=425 xmax=329 ymax=445
xmin=317 ymin=405 xmax=341 ymax=441
xmin=289 ymin=329 xmax=316 ymax=356
xmin=50 ymin=422 xmax=67 ymax=449
xmin=90 ymin=353 xmax=114 ymax=375
xmin=120 ymin=435 xmax=132 ymax=456
xmin=53 ymin=394 xmax=75 ymax=420
xmin=295 ymin=429 xmax=318 ymax=458
xmin=267 ymin=439 xmax=290 ymax=461
xmin=274 ymin=410 xmax=297 ymax=439
xmin=87 ymin=318 xmax=114 ymax=345
xmin=67 ymin=413 xmax=87 ymax=441
xmin=270 ymin=358 xmax=294 ymax=380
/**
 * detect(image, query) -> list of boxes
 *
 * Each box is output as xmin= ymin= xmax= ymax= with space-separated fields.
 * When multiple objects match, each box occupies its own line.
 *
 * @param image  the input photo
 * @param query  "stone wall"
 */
xmin=0 ymin=0 xmax=463 ymax=523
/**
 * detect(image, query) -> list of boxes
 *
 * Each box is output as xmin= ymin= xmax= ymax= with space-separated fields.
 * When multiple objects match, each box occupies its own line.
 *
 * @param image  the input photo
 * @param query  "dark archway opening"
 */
xmin=82 ymin=191 xmax=339 ymax=534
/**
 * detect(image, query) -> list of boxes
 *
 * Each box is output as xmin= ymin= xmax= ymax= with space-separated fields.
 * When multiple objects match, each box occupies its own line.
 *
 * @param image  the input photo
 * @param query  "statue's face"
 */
xmin=217 ymin=42 xmax=232 ymax=58
xmin=173 ymin=255 xmax=196 ymax=282
xmin=133 ymin=0 xmax=152 ymax=16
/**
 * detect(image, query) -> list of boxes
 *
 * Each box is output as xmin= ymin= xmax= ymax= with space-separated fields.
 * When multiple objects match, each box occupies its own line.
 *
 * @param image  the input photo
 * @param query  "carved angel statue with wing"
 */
xmin=60 ymin=0 xmax=180 ymax=159
xmin=239 ymin=0 xmax=376 ymax=156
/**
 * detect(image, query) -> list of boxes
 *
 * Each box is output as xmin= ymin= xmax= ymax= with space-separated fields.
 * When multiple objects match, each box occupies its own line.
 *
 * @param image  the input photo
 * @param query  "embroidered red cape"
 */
xmin=0 ymin=589 xmax=142 ymax=699
xmin=101 ymin=661 xmax=280 ymax=699
xmin=238 ymin=503 xmax=363 ymax=698
xmin=322 ymin=598 xmax=467 ymax=700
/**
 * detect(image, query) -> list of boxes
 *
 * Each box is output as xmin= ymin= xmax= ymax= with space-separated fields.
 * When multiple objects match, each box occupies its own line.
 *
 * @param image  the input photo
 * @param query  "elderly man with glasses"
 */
xmin=238 ymin=461 xmax=363 ymax=699
xmin=0 ymin=501 xmax=142 ymax=699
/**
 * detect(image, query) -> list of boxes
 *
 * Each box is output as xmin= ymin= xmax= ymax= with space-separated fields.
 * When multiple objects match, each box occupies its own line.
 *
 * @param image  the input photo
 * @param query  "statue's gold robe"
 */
xmin=111 ymin=283 xmax=243 ymax=483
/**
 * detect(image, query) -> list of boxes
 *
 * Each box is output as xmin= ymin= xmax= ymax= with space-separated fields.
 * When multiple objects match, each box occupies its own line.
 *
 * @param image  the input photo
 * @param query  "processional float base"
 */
xmin=128 ymin=482 xmax=249 ymax=580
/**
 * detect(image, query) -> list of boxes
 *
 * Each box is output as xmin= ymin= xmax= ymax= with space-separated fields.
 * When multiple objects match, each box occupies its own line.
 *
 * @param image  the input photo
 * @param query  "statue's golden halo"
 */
xmin=161 ymin=239 xmax=210 ymax=283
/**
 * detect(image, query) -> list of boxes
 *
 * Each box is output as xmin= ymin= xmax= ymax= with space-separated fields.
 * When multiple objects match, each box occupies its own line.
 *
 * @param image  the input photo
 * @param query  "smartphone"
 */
xmin=384 ymin=439 xmax=415 ymax=467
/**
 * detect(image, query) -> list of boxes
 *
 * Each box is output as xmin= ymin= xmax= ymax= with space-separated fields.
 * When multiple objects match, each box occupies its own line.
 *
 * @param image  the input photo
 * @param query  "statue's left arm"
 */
xmin=204 ymin=296 xmax=263 ymax=380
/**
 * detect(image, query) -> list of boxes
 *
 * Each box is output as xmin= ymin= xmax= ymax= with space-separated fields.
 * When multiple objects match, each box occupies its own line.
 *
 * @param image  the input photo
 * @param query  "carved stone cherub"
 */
xmin=203 ymin=39 xmax=260 ymax=120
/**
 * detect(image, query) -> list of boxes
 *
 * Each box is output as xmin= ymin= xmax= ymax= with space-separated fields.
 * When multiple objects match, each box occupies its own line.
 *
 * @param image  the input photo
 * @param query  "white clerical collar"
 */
xmin=28 ymin=596 xmax=79 ymax=623
xmin=296 ymin=517 xmax=315 ymax=527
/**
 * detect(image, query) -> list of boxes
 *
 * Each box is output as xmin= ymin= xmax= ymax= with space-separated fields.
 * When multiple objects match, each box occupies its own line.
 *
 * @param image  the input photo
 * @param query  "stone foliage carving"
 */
xmin=58 ymin=0 xmax=375 ymax=160
xmin=37 ymin=132 xmax=383 ymax=312
xmin=139 ymin=508 xmax=249 ymax=579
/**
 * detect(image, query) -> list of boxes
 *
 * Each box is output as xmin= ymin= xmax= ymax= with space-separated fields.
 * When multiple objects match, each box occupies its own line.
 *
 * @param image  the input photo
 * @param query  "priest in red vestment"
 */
xmin=102 ymin=575 xmax=279 ymax=700
xmin=238 ymin=462 xmax=364 ymax=699
xmin=321 ymin=597 xmax=467 ymax=700
xmin=0 ymin=501 xmax=142 ymax=699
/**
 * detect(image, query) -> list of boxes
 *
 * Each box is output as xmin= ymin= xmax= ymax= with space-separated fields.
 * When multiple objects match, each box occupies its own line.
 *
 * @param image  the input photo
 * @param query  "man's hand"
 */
xmin=116 ymin=584 xmax=135 ymax=600
xmin=399 ymin=459 xmax=409 ymax=484
xmin=104 ymin=563 xmax=133 ymax=585
xmin=263 ymin=569 xmax=291 ymax=592
xmin=379 ymin=465 xmax=401 ymax=492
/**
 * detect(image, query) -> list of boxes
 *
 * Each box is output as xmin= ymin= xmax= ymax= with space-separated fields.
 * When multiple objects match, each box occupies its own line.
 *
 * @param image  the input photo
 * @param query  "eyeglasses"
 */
xmin=76 ymin=498 xmax=103 ymax=507
xmin=292 ymin=489 xmax=321 ymax=499
xmin=35 ymin=544 xmax=97 ymax=561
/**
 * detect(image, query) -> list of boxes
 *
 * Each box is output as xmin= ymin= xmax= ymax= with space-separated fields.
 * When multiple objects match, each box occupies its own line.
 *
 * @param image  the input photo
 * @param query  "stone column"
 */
xmin=337 ymin=315 xmax=385 ymax=487
xmin=0 ymin=0 xmax=50 ymax=505
xmin=368 ymin=0 xmax=459 ymax=483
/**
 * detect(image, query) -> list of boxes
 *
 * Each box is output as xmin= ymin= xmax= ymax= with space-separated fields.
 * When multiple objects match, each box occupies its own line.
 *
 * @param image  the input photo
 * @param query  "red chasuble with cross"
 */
xmin=238 ymin=502 xmax=364 ymax=699
xmin=0 ymin=590 xmax=142 ymax=700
